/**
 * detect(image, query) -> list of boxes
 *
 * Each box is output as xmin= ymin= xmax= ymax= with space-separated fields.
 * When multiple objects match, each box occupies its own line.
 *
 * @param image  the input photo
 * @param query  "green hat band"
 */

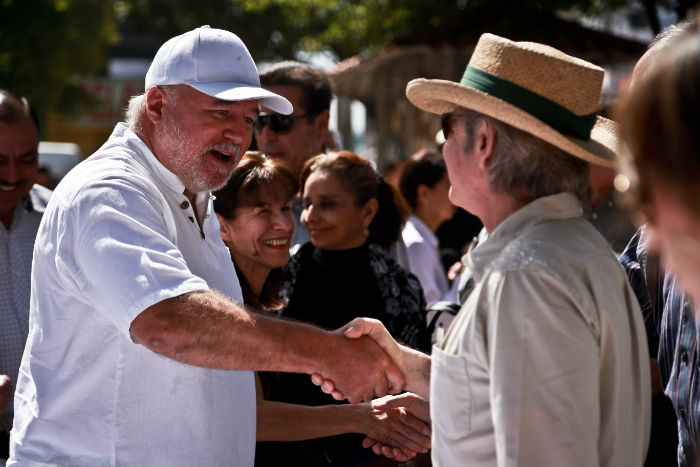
xmin=460 ymin=66 xmax=597 ymax=140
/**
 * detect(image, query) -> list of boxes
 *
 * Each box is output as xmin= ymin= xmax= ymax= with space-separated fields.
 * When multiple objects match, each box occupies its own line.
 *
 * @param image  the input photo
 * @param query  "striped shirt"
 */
xmin=0 ymin=185 xmax=51 ymax=430
xmin=621 ymin=224 xmax=699 ymax=466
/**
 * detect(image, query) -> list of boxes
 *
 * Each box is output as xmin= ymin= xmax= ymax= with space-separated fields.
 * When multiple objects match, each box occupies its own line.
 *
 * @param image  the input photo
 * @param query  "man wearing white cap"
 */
xmin=8 ymin=27 xmax=404 ymax=466
xmin=316 ymin=33 xmax=651 ymax=466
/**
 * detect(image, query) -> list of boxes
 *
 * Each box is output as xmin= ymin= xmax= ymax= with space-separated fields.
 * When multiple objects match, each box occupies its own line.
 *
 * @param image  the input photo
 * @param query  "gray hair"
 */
xmin=458 ymin=109 xmax=592 ymax=206
xmin=124 ymin=85 xmax=183 ymax=134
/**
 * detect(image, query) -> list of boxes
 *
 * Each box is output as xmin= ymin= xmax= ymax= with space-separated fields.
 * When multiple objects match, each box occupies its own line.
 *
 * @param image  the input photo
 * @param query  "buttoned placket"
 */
xmin=179 ymin=198 xmax=205 ymax=240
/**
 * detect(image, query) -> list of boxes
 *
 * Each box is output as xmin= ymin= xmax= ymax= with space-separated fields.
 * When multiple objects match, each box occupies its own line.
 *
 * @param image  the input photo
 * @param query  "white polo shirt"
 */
xmin=9 ymin=124 xmax=255 ymax=466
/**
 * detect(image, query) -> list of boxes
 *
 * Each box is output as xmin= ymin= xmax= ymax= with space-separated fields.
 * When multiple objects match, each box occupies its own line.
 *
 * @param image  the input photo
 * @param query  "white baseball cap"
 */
xmin=145 ymin=26 xmax=292 ymax=114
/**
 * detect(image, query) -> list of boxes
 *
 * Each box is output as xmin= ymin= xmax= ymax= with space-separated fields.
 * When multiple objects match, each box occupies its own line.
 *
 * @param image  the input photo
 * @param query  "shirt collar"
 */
xmin=409 ymin=215 xmax=438 ymax=248
xmin=114 ymin=123 xmax=214 ymax=217
xmin=466 ymin=192 xmax=583 ymax=279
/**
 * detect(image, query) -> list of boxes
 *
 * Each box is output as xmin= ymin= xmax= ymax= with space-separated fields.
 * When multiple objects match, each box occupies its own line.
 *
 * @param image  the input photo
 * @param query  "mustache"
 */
xmin=205 ymin=143 xmax=242 ymax=159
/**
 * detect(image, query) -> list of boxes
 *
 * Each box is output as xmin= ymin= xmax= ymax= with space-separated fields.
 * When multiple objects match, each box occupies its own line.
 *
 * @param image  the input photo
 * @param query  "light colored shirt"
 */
xmin=9 ymin=124 xmax=255 ymax=467
xmin=403 ymin=216 xmax=456 ymax=342
xmin=402 ymin=215 xmax=456 ymax=307
xmin=0 ymin=185 xmax=51 ymax=430
xmin=431 ymin=193 xmax=651 ymax=467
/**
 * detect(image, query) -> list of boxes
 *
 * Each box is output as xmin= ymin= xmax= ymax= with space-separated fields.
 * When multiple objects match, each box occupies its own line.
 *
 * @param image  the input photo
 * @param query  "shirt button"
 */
xmin=180 ymin=200 xmax=190 ymax=209
xmin=682 ymin=352 xmax=689 ymax=363
xmin=680 ymin=408 xmax=686 ymax=418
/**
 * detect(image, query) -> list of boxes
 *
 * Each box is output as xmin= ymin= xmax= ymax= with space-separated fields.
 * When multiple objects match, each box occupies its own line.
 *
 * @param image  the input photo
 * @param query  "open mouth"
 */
xmin=211 ymin=150 xmax=233 ymax=162
xmin=264 ymin=238 xmax=289 ymax=247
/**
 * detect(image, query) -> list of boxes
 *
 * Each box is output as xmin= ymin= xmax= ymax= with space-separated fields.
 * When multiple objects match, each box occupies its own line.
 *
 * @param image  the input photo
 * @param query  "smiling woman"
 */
xmin=213 ymin=151 xmax=297 ymax=309
xmin=257 ymin=151 xmax=431 ymax=467
xmin=212 ymin=152 xmax=432 ymax=464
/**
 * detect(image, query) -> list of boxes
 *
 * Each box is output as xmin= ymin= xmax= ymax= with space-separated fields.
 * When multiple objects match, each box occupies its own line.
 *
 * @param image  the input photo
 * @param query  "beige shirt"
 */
xmin=431 ymin=193 xmax=650 ymax=467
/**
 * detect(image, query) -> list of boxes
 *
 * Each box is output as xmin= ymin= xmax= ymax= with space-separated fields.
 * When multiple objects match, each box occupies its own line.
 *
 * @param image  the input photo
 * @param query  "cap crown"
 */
xmin=146 ymin=26 xmax=259 ymax=90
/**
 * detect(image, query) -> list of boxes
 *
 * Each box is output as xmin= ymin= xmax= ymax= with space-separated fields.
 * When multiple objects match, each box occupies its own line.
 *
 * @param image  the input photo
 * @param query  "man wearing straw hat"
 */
xmin=317 ymin=33 xmax=651 ymax=466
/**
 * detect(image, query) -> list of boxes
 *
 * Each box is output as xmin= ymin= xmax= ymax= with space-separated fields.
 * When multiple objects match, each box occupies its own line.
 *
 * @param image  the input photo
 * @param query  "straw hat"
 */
xmin=406 ymin=33 xmax=617 ymax=167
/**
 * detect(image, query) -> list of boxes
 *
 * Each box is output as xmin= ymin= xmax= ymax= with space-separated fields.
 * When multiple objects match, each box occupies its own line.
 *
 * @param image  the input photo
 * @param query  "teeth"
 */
xmin=0 ymin=185 xmax=18 ymax=191
xmin=264 ymin=239 xmax=289 ymax=247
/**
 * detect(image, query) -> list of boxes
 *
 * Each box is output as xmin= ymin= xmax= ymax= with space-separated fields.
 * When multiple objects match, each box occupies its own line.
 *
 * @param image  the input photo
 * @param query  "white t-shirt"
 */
xmin=431 ymin=193 xmax=650 ymax=466
xmin=9 ymin=124 xmax=255 ymax=467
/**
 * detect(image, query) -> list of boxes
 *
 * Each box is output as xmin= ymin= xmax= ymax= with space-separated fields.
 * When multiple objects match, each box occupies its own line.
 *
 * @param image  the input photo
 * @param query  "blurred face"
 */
xmin=301 ymin=170 xmax=374 ymax=250
xmin=152 ymin=86 xmax=259 ymax=192
xmin=0 ymin=117 xmax=39 ymax=226
xmin=219 ymin=188 xmax=295 ymax=277
xmin=649 ymin=190 xmax=700 ymax=308
xmin=425 ymin=174 xmax=456 ymax=225
xmin=254 ymin=84 xmax=328 ymax=172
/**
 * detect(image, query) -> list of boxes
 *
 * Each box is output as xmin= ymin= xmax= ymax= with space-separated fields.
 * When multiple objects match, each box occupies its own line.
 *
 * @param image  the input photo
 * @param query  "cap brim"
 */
xmin=187 ymin=82 xmax=293 ymax=114
xmin=406 ymin=78 xmax=618 ymax=168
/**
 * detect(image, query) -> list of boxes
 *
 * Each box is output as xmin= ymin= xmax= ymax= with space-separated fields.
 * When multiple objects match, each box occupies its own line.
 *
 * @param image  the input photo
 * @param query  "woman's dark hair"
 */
xmin=399 ymin=149 xmax=447 ymax=211
xmin=300 ymin=151 xmax=409 ymax=249
xmin=214 ymin=151 xmax=298 ymax=217
xmin=213 ymin=151 xmax=298 ymax=309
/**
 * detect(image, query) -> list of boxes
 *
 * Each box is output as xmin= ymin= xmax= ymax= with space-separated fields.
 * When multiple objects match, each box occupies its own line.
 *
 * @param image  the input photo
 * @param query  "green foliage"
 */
xmin=0 ymin=0 xmax=119 ymax=121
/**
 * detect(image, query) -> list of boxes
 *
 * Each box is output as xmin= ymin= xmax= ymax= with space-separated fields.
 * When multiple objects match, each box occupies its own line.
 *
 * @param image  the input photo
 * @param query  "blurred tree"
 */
xmin=2 ymin=0 xmax=694 ymax=120
xmin=0 ymin=0 xmax=119 ymax=125
xmin=121 ymin=0 xmax=697 ymax=61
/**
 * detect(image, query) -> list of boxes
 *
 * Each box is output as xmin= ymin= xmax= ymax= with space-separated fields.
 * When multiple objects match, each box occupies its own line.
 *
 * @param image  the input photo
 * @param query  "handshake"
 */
xmin=311 ymin=318 xmax=433 ymax=460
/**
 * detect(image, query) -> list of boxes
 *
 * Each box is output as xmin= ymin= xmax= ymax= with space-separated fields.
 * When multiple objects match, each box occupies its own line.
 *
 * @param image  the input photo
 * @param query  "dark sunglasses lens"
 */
xmin=254 ymin=115 xmax=294 ymax=135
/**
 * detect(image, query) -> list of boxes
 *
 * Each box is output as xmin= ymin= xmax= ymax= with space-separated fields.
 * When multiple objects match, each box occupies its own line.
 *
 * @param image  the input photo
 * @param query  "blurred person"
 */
xmin=399 ymin=149 xmax=457 ymax=307
xmin=399 ymin=150 xmax=458 ymax=342
xmin=587 ymin=161 xmax=637 ymax=254
xmin=0 ymin=89 xmax=51 ymax=461
xmin=8 ymin=27 xmax=405 ymax=467
xmin=254 ymin=61 xmax=332 ymax=249
xmin=617 ymin=20 xmax=700 ymax=467
xmin=315 ymin=33 xmax=651 ymax=466
xmin=213 ymin=152 xmax=430 ymax=464
xmin=617 ymin=21 xmax=700 ymax=309
xmin=259 ymin=151 xmax=430 ymax=466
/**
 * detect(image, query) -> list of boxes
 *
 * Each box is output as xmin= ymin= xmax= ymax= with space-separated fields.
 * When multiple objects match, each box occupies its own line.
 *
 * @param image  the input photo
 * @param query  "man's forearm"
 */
xmin=129 ymin=290 xmax=406 ymax=404
xmin=130 ymin=289 xmax=334 ymax=374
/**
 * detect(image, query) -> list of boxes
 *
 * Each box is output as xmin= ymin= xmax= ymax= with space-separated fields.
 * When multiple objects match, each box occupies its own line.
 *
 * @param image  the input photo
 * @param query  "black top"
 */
xmin=255 ymin=242 xmax=428 ymax=467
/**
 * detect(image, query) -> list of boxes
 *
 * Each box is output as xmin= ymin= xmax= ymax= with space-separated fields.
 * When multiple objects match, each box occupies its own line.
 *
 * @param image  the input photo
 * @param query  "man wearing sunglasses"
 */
xmin=314 ymin=33 xmax=650 ymax=466
xmin=255 ymin=61 xmax=332 ymax=249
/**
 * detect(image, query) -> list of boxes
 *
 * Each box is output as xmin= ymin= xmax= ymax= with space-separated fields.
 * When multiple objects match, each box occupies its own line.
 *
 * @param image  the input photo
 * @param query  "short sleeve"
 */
xmin=57 ymin=176 xmax=209 ymax=336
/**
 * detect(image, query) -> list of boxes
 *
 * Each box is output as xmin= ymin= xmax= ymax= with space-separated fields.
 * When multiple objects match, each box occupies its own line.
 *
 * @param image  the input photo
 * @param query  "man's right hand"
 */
xmin=318 ymin=332 xmax=405 ymax=404
xmin=313 ymin=318 xmax=431 ymax=400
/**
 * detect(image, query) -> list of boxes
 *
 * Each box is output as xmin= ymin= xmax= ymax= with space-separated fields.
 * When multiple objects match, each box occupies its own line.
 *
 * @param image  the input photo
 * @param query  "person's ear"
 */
xmin=361 ymin=198 xmax=379 ymax=228
xmin=215 ymin=213 xmax=232 ymax=243
xmin=313 ymin=109 xmax=330 ymax=147
xmin=416 ymin=184 xmax=431 ymax=206
xmin=474 ymin=119 xmax=496 ymax=170
xmin=145 ymin=87 xmax=168 ymax=125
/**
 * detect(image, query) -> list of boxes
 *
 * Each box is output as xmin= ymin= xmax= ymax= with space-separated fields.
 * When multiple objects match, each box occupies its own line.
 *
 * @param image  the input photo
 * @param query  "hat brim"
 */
xmin=187 ymin=82 xmax=293 ymax=115
xmin=406 ymin=78 xmax=617 ymax=167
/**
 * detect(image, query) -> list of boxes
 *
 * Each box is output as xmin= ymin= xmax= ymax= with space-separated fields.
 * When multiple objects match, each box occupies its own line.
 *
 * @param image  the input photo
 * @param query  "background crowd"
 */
xmin=0 ymin=9 xmax=698 ymax=467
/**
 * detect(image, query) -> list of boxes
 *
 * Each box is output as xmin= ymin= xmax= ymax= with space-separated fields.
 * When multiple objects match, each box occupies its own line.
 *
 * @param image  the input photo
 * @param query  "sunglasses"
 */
xmin=440 ymin=113 xmax=468 ymax=140
xmin=253 ymin=112 xmax=313 ymax=135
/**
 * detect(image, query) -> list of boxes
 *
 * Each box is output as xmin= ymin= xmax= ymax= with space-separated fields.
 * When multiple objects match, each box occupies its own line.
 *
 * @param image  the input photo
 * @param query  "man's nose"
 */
xmin=1 ymin=160 xmax=19 ymax=184
xmin=256 ymin=124 xmax=278 ymax=143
